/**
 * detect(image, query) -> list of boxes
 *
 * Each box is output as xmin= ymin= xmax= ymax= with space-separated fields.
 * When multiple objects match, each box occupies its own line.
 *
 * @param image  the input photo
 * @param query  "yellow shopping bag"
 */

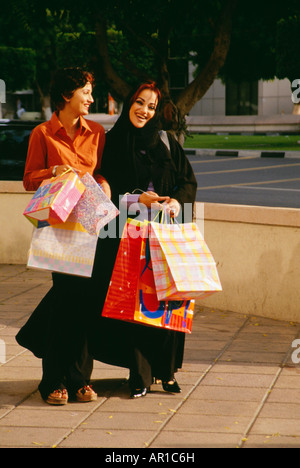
xmin=149 ymin=221 xmax=222 ymax=301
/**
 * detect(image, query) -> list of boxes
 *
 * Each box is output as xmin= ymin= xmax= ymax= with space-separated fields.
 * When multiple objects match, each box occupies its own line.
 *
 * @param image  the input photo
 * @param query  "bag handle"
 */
xmin=127 ymin=188 xmax=177 ymax=225
xmin=51 ymin=167 xmax=73 ymax=180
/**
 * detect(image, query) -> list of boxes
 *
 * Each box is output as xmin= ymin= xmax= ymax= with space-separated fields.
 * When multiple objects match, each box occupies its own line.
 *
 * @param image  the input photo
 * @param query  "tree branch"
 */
xmin=176 ymin=0 xmax=239 ymax=116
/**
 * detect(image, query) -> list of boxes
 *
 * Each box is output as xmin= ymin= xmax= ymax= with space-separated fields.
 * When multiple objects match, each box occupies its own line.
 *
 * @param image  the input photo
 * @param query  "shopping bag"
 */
xmin=102 ymin=218 xmax=194 ymax=333
xmin=149 ymin=221 xmax=222 ymax=301
xmin=72 ymin=172 xmax=119 ymax=236
xmin=27 ymin=212 xmax=98 ymax=277
xmin=23 ymin=170 xmax=85 ymax=227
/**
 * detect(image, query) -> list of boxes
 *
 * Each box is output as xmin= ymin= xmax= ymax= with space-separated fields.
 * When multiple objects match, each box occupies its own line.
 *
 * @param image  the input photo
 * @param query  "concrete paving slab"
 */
xmin=1 ymin=265 xmax=300 ymax=449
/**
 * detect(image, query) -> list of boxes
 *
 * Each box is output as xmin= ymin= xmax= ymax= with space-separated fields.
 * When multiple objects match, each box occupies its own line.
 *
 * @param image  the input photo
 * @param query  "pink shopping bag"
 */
xmin=72 ymin=172 xmax=119 ymax=236
xmin=23 ymin=170 xmax=85 ymax=227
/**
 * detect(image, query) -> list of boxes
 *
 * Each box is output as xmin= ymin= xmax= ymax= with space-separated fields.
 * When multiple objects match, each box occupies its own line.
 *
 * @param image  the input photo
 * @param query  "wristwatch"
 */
xmin=52 ymin=165 xmax=58 ymax=177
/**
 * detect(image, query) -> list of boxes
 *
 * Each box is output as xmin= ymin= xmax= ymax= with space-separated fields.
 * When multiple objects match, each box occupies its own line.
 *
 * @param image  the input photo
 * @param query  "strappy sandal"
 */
xmin=46 ymin=388 xmax=68 ymax=405
xmin=162 ymin=379 xmax=181 ymax=393
xmin=76 ymin=385 xmax=97 ymax=402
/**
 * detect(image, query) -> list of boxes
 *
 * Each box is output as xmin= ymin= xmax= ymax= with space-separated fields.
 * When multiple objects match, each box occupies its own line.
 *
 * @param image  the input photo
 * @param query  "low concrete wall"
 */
xmin=185 ymin=114 xmax=300 ymax=134
xmin=0 ymin=182 xmax=34 ymax=264
xmin=196 ymin=203 xmax=300 ymax=323
xmin=1 ymin=181 xmax=300 ymax=322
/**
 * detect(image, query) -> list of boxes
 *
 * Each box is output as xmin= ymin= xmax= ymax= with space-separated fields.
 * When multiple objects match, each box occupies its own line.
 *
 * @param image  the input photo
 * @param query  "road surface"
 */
xmin=188 ymin=153 xmax=300 ymax=209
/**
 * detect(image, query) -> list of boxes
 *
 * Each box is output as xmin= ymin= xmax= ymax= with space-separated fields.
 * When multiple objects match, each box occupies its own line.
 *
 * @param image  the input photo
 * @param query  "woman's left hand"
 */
xmin=162 ymin=198 xmax=181 ymax=218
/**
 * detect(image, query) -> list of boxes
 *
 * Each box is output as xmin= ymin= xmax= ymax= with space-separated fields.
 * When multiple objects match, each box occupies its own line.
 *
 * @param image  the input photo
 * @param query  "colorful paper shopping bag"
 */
xmin=27 ymin=212 xmax=98 ymax=277
xmin=72 ymin=172 xmax=119 ymax=236
xmin=102 ymin=218 xmax=194 ymax=333
xmin=134 ymin=231 xmax=194 ymax=333
xmin=149 ymin=221 xmax=222 ymax=301
xmin=23 ymin=170 xmax=85 ymax=227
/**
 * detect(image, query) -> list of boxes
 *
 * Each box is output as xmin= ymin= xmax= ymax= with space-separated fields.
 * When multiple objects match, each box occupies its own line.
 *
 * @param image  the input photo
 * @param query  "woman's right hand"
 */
xmin=138 ymin=191 xmax=170 ymax=210
xmin=53 ymin=165 xmax=82 ymax=177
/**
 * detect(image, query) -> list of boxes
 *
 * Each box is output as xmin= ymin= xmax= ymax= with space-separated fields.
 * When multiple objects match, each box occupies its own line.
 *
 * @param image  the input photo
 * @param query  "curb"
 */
xmin=184 ymin=148 xmax=300 ymax=159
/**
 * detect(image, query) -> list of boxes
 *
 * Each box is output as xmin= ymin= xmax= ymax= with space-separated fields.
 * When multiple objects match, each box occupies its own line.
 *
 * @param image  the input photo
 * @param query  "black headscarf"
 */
xmin=100 ymin=87 xmax=176 ymax=205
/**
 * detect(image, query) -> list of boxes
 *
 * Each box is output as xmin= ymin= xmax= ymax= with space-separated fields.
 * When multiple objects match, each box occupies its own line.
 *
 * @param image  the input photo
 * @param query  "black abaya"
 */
xmin=88 ymin=86 xmax=197 ymax=389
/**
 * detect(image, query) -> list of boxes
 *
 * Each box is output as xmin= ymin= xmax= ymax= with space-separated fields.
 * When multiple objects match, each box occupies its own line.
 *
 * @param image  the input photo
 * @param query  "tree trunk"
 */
xmin=41 ymin=95 xmax=52 ymax=121
xmin=95 ymin=16 xmax=131 ymax=101
xmin=292 ymin=103 xmax=300 ymax=115
xmin=35 ymin=81 xmax=52 ymax=120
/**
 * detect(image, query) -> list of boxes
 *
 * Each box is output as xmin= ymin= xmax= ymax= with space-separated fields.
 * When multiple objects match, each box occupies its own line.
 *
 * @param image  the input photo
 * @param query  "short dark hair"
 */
xmin=50 ymin=67 xmax=95 ymax=110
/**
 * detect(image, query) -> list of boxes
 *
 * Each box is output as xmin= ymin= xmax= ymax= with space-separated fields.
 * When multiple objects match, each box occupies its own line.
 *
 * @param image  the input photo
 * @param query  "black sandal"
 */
xmin=162 ymin=379 xmax=181 ymax=393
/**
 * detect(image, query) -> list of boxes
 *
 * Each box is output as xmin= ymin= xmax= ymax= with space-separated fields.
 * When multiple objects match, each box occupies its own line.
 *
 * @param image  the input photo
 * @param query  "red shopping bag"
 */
xmin=102 ymin=218 xmax=194 ymax=333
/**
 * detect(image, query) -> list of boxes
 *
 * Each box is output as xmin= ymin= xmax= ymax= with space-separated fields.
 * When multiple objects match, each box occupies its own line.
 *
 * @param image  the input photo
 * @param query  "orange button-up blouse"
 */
xmin=23 ymin=112 xmax=106 ymax=191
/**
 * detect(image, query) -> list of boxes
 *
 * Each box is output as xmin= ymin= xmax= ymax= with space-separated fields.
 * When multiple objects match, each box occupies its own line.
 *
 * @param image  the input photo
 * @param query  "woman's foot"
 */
xmin=162 ymin=379 xmax=181 ymax=393
xmin=130 ymin=387 xmax=147 ymax=399
xmin=76 ymin=385 xmax=97 ymax=402
xmin=46 ymin=388 xmax=68 ymax=405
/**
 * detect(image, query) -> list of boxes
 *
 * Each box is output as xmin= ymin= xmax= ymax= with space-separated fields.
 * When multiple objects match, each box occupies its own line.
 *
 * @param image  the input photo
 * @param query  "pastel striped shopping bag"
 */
xmin=27 ymin=213 xmax=98 ymax=277
xmin=149 ymin=221 xmax=222 ymax=301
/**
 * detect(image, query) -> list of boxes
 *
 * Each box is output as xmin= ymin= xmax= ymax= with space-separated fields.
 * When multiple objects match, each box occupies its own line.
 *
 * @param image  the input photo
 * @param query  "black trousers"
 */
xmin=38 ymin=329 xmax=93 ymax=400
xmin=39 ymin=272 xmax=94 ymax=399
xmin=16 ymin=272 xmax=94 ymax=400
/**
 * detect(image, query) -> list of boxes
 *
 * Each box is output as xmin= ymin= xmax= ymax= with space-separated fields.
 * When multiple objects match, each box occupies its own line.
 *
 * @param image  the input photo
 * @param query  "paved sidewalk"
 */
xmin=1 ymin=264 xmax=300 ymax=449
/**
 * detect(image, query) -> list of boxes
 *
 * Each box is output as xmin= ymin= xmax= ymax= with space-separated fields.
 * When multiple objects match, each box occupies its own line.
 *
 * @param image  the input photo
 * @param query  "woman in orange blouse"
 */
xmin=23 ymin=68 xmax=110 ymax=196
xmin=17 ymin=67 xmax=109 ymax=405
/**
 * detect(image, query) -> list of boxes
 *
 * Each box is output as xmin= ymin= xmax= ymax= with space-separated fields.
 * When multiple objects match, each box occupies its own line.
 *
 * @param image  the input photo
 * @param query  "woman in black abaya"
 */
xmin=89 ymin=81 xmax=197 ymax=398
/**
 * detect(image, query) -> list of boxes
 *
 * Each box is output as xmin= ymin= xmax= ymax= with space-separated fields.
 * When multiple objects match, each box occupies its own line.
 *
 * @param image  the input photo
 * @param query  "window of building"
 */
xmin=226 ymin=80 xmax=258 ymax=115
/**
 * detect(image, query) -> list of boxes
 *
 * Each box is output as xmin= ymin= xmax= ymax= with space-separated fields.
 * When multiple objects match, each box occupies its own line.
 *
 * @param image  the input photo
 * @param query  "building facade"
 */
xmin=188 ymin=63 xmax=294 ymax=117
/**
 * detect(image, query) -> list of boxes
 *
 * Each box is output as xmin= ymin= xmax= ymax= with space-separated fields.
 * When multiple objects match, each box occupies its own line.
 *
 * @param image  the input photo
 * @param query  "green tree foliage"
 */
xmin=276 ymin=15 xmax=300 ymax=83
xmin=0 ymin=47 xmax=36 ymax=90
xmin=1 ymin=0 xmax=299 ymax=126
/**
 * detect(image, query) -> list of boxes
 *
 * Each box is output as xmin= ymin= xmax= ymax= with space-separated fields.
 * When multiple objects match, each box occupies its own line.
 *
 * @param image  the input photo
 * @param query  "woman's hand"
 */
xmin=100 ymin=179 xmax=111 ymax=199
xmin=53 ymin=165 xmax=82 ymax=177
xmin=162 ymin=198 xmax=181 ymax=218
xmin=138 ymin=191 xmax=170 ymax=210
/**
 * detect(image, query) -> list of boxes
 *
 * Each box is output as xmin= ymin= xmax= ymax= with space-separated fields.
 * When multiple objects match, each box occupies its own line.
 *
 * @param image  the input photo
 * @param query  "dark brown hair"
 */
xmin=50 ymin=67 xmax=95 ymax=110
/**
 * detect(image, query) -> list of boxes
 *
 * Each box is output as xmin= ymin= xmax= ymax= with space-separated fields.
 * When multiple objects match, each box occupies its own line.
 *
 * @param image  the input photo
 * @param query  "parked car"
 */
xmin=0 ymin=119 xmax=43 ymax=181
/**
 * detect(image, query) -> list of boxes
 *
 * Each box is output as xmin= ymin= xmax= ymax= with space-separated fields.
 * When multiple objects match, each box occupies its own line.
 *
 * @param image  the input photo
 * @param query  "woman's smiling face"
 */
xmin=66 ymin=82 xmax=94 ymax=116
xmin=129 ymin=89 xmax=158 ymax=128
